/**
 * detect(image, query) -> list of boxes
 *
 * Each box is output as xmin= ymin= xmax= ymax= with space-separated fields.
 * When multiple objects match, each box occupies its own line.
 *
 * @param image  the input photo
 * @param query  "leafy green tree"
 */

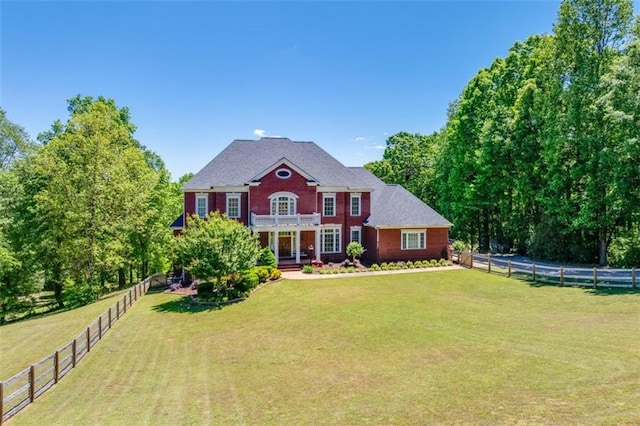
xmin=259 ymin=247 xmax=277 ymax=268
xmin=174 ymin=212 xmax=261 ymax=291
xmin=22 ymin=96 xmax=155 ymax=305
xmin=346 ymin=242 xmax=365 ymax=263
xmin=0 ymin=108 xmax=36 ymax=170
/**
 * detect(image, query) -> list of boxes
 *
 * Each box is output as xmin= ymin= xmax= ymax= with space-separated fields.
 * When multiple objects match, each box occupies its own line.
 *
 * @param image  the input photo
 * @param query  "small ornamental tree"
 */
xmin=174 ymin=212 xmax=261 ymax=291
xmin=259 ymin=246 xmax=277 ymax=268
xmin=346 ymin=242 xmax=365 ymax=263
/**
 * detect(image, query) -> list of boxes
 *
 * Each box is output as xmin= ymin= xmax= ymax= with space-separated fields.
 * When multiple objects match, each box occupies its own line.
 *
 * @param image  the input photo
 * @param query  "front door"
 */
xmin=273 ymin=231 xmax=296 ymax=258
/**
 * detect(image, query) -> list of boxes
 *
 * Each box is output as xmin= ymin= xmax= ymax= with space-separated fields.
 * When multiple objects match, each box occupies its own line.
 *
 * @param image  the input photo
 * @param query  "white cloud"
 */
xmin=373 ymin=144 xmax=385 ymax=150
xmin=354 ymin=136 xmax=367 ymax=142
xmin=253 ymin=129 xmax=266 ymax=137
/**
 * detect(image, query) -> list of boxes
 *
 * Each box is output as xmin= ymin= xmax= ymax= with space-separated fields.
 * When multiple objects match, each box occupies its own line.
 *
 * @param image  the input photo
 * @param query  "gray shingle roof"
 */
xmin=183 ymin=138 xmax=369 ymax=189
xmin=349 ymin=167 xmax=452 ymax=228
xmin=183 ymin=138 xmax=451 ymax=228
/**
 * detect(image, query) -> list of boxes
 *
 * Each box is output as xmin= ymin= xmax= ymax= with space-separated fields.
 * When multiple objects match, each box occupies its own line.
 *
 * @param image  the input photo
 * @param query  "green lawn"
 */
xmin=5 ymin=270 xmax=640 ymax=424
xmin=0 ymin=291 xmax=129 ymax=379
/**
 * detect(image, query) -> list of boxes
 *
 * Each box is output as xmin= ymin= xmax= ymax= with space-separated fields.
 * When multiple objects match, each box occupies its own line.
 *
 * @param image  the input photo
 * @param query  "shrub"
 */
xmin=302 ymin=265 xmax=314 ymax=274
xmin=347 ymin=267 xmax=355 ymax=273
xmin=429 ymin=259 xmax=438 ymax=267
xmin=254 ymin=266 xmax=270 ymax=283
xmin=270 ymin=269 xmax=282 ymax=280
xmin=346 ymin=242 xmax=365 ymax=262
xmin=406 ymin=261 xmax=414 ymax=268
xmin=197 ymin=281 xmax=215 ymax=296
xmin=332 ymin=269 xmax=340 ymax=274
xmin=233 ymin=271 xmax=259 ymax=293
xmin=370 ymin=264 xmax=380 ymax=271
xmin=439 ymin=258 xmax=449 ymax=266
xmin=259 ymin=247 xmax=277 ymax=268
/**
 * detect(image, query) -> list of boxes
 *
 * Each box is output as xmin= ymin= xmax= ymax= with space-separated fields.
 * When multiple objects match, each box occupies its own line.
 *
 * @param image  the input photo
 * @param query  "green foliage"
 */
xmin=174 ymin=212 xmax=261 ymax=287
xmin=271 ymin=269 xmax=281 ymax=280
xmin=302 ymin=265 xmax=314 ymax=274
xmin=259 ymin=247 xmax=277 ymax=268
xmin=346 ymin=242 xmax=365 ymax=262
xmin=253 ymin=266 xmax=271 ymax=283
xmin=197 ymin=281 xmax=215 ymax=296
xmin=452 ymin=241 xmax=466 ymax=252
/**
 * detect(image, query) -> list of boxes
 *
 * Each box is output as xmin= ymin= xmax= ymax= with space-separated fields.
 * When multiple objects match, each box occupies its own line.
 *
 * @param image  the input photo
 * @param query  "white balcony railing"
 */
xmin=251 ymin=213 xmax=320 ymax=227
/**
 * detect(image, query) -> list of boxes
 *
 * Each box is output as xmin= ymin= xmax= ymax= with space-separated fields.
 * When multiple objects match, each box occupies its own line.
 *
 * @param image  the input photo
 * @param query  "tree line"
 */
xmin=366 ymin=0 xmax=640 ymax=267
xmin=0 ymin=96 xmax=189 ymax=323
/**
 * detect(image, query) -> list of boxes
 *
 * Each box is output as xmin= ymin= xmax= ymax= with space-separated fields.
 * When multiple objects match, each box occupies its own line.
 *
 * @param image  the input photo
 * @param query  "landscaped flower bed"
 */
xmin=303 ymin=258 xmax=452 ymax=274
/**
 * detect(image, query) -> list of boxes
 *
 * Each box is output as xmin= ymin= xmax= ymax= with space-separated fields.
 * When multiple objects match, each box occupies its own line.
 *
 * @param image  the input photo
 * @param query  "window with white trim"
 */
xmin=196 ymin=194 xmax=208 ymax=218
xmin=350 ymin=226 xmax=362 ymax=244
xmin=270 ymin=195 xmax=296 ymax=216
xmin=350 ymin=193 xmax=361 ymax=216
xmin=226 ymin=194 xmax=240 ymax=218
xmin=323 ymin=193 xmax=335 ymax=217
xmin=321 ymin=227 xmax=341 ymax=253
xmin=401 ymin=230 xmax=426 ymax=250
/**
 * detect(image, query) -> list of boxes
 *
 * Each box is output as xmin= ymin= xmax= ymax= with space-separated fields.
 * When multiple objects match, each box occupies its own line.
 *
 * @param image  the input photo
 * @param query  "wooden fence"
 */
xmin=0 ymin=277 xmax=151 ymax=425
xmin=453 ymin=252 xmax=637 ymax=289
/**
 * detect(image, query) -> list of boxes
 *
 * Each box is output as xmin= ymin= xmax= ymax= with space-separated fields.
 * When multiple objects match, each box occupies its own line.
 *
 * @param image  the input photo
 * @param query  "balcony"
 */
xmin=251 ymin=212 xmax=320 ymax=227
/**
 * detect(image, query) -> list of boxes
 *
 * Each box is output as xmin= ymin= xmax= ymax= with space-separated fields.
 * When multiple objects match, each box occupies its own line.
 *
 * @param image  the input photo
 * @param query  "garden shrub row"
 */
xmin=196 ymin=265 xmax=282 ymax=303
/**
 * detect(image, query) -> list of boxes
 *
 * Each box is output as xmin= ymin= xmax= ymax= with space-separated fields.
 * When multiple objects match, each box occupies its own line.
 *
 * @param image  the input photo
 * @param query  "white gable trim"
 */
xmin=248 ymin=158 xmax=319 ymax=183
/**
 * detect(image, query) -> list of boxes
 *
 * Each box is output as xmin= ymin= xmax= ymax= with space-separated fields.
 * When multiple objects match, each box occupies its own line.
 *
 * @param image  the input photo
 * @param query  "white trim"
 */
xmin=322 ymin=193 xmax=336 ymax=217
xmin=320 ymin=226 xmax=341 ymax=253
xmin=275 ymin=168 xmax=292 ymax=179
xmin=195 ymin=194 xmax=208 ymax=218
xmin=350 ymin=226 xmax=362 ymax=244
xmin=249 ymin=158 xmax=319 ymax=183
xmin=401 ymin=229 xmax=426 ymax=250
xmin=350 ymin=193 xmax=361 ymax=216
xmin=269 ymin=192 xmax=298 ymax=216
xmin=226 ymin=193 xmax=241 ymax=218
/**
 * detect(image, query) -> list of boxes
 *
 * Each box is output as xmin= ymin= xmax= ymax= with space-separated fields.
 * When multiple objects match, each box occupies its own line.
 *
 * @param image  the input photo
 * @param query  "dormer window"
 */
xmin=275 ymin=168 xmax=292 ymax=179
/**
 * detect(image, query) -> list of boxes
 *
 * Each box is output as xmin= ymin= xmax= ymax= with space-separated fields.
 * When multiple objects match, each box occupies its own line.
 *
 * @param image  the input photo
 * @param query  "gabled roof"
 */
xmin=349 ymin=167 xmax=452 ymax=228
xmin=183 ymin=138 xmax=370 ymax=190
xmin=182 ymin=137 xmax=451 ymax=228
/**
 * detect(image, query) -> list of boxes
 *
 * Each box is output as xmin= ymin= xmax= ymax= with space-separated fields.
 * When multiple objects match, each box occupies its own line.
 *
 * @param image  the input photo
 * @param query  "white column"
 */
xmin=295 ymin=229 xmax=301 ymax=264
xmin=315 ymin=228 xmax=321 ymax=262
xmin=273 ymin=231 xmax=279 ymax=266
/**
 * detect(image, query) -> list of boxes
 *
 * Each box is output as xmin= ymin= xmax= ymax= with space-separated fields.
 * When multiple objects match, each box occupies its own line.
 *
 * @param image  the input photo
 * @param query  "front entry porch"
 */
xmin=258 ymin=229 xmax=321 ymax=266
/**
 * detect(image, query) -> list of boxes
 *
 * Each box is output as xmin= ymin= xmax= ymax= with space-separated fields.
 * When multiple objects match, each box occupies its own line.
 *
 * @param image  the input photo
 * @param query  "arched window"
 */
xmin=269 ymin=192 xmax=298 ymax=216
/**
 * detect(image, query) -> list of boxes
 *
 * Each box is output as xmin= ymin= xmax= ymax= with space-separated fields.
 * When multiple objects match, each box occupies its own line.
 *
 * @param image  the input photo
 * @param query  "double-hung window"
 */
xmin=350 ymin=226 xmax=362 ymax=244
xmin=401 ymin=230 xmax=426 ymax=250
xmin=350 ymin=193 xmax=361 ymax=216
xmin=226 ymin=194 xmax=240 ymax=218
xmin=321 ymin=227 xmax=341 ymax=253
xmin=323 ymin=193 xmax=336 ymax=217
xmin=195 ymin=194 xmax=208 ymax=218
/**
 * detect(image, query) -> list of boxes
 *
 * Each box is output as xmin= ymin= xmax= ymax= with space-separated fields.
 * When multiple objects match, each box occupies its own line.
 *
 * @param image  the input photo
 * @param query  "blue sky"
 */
xmin=2 ymin=1 xmax=563 ymax=180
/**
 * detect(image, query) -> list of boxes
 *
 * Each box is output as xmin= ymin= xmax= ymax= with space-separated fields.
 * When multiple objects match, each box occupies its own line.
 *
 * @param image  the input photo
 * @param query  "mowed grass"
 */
xmin=6 ymin=269 xmax=640 ymax=425
xmin=0 ymin=291 xmax=130 ymax=378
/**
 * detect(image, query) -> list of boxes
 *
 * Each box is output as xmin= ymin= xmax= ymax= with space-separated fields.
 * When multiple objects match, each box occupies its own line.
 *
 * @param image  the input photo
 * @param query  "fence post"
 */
xmin=560 ymin=267 xmax=564 ymax=287
xmin=109 ymin=307 xmax=112 ymax=328
xmin=532 ymin=264 xmax=536 ymax=283
xmin=129 ymin=290 xmax=133 ymax=307
xmin=123 ymin=295 xmax=127 ymax=314
xmin=632 ymin=268 xmax=636 ymax=289
xmin=116 ymin=300 xmax=120 ymax=320
xmin=470 ymin=253 xmax=473 ymax=269
xmin=593 ymin=268 xmax=598 ymax=289
xmin=487 ymin=253 xmax=491 ymax=274
xmin=86 ymin=327 xmax=91 ymax=353
xmin=72 ymin=339 xmax=77 ymax=368
xmin=29 ymin=365 xmax=35 ymax=402
xmin=98 ymin=316 xmax=102 ymax=340
xmin=507 ymin=260 xmax=511 ymax=278
xmin=54 ymin=351 xmax=60 ymax=384
xmin=0 ymin=381 xmax=4 ymax=426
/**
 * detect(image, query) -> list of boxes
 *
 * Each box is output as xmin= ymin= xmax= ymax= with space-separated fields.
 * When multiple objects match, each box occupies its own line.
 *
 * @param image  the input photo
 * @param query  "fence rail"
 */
xmin=0 ymin=278 xmax=152 ymax=425
xmin=453 ymin=252 xmax=637 ymax=289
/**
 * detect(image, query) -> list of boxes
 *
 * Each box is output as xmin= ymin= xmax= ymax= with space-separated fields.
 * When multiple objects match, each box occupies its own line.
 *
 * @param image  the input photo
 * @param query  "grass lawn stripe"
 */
xmin=4 ymin=269 xmax=640 ymax=424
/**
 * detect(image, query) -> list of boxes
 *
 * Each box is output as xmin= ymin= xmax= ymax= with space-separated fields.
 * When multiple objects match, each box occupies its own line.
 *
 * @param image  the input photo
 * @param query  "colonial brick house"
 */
xmin=171 ymin=137 xmax=452 ymax=266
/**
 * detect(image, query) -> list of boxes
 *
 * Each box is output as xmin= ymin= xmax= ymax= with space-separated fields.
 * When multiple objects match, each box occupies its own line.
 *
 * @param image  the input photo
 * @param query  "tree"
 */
xmin=174 ymin=212 xmax=261 ymax=291
xmin=346 ymin=242 xmax=365 ymax=263
xmin=23 ymin=96 xmax=155 ymax=305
